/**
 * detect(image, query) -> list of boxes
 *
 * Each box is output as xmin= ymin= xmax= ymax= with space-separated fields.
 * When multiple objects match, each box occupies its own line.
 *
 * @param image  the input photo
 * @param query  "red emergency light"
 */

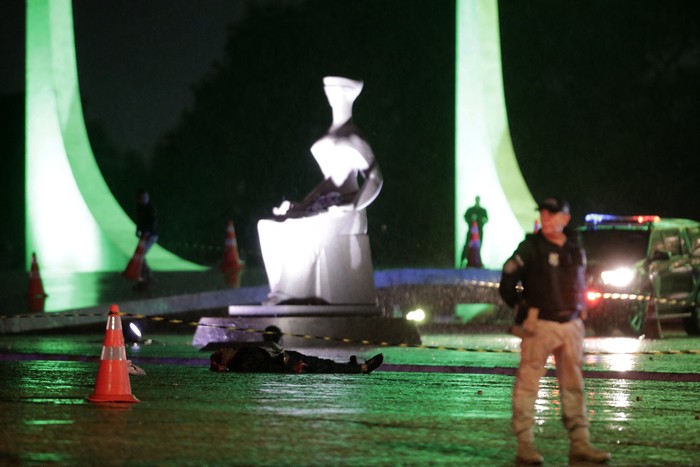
xmin=635 ymin=215 xmax=661 ymax=224
xmin=586 ymin=290 xmax=602 ymax=305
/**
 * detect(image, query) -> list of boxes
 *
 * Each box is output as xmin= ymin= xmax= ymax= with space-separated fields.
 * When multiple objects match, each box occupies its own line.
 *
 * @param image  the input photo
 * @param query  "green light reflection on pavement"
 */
xmin=1 ymin=336 xmax=699 ymax=465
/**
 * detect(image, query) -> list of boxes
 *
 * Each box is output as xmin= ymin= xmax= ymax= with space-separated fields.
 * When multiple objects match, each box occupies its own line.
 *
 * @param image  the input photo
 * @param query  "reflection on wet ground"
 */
xmin=1 ymin=332 xmax=698 ymax=465
xmin=2 ymin=268 xmax=698 ymax=464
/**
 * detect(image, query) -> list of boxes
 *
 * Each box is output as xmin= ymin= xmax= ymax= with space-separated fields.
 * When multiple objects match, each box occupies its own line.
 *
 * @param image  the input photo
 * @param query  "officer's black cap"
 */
xmin=536 ymin=197 xmax=570 ymax=214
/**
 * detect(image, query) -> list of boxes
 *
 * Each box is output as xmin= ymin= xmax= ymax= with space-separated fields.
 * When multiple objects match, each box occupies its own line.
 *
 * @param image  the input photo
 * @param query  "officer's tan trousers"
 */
xmin=512 ymin=318 xmax=589 ymax=443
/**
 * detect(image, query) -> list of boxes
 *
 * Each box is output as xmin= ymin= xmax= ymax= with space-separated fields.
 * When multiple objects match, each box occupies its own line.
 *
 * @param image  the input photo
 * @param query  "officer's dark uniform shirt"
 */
xmin=499 ymin=232 xmax=586 ymax=324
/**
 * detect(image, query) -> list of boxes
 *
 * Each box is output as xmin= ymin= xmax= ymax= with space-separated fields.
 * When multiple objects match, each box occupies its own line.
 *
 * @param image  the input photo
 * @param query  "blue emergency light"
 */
xmin=584 ymin=213 xmax=661 ymax=225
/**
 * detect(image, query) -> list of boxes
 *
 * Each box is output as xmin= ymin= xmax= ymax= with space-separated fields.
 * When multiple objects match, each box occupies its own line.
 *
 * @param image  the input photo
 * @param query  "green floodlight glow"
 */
xmin=25 ymin=0 xmax=204 ymax=272
xmin=455 ymin=0 xmax=536 ymax=269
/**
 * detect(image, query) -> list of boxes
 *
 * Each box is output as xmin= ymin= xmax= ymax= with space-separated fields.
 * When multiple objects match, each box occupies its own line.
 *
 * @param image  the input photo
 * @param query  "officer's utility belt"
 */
xmin=538 ymin=309 xmax=580 ymax=323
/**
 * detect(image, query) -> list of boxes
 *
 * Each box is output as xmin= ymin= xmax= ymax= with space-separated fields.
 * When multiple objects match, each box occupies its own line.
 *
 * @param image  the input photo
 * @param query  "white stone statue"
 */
xmin=257 ymin=76 xmax=383 ymax=305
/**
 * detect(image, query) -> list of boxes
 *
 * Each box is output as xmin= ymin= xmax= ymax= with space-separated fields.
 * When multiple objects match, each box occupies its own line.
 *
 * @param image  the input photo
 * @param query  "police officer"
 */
xmin=499 ymin=197 xmax=611 ymax=465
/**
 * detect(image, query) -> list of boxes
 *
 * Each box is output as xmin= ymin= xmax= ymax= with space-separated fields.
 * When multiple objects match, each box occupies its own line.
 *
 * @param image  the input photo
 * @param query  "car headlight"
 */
xmin=405 ymin=308 xmax=426 ymax=322
xmin=600 ymin=267 xmax=635 ymax=287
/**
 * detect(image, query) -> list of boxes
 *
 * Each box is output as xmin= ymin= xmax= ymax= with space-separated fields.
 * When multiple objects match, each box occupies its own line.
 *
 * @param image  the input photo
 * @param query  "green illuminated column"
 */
xmin=455 ymin=0 xmax=536 ymax=269
xmin=26 ymin=0 xmax=204 ymax=272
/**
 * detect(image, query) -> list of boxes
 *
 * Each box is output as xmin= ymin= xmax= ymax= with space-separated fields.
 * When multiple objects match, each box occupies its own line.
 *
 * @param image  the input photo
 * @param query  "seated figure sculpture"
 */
xmin=257 ymin=76 xmax=383 ymax=305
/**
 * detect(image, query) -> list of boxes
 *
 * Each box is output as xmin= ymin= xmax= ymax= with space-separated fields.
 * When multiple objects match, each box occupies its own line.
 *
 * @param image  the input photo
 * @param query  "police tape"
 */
xmin=133 ymin=314 xmax=700 ymax=355
xmin=461 ymin=279 xmax=502 ymax=289
xmin=585 ymin=291 xmax=699 ymax=307
xmin=471 ymin=277 xmax=700 ymax=308
xmin=3 ymin=310 xmax=699 ymax=355
xmin=166 ymin=317 xmax=700 ymax=355
xmin=460 ymin=278 xmax=700 ymax=308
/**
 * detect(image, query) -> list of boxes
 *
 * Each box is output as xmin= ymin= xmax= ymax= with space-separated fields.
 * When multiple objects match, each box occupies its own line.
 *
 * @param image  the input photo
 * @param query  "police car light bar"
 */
xmin=585 ymin=213 xmax=661 ymax=225
xmin=635 ymin=215 xmax=661 ymax=224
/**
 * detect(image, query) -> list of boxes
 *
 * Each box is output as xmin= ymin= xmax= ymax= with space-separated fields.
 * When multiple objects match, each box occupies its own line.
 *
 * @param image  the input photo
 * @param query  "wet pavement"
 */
xmin=2 ymin=268 xmax=699 ymax=465
xmin=1 ymin=268 xmax=269 ymax=315
xmin=1 ymin=330 xmax=699 ymax=466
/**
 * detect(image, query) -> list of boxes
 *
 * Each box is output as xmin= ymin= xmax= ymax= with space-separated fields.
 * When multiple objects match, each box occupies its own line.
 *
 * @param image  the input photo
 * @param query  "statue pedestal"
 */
xmin=258 ymin=210 xmax=376 ymax=305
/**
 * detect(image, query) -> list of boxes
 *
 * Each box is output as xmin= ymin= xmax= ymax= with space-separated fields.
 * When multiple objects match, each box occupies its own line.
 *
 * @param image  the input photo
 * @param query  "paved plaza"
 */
xmin=1 ymin=269 xmax=699 ymax=465
xmin=1 ymin=330 xmax=699 ymax=466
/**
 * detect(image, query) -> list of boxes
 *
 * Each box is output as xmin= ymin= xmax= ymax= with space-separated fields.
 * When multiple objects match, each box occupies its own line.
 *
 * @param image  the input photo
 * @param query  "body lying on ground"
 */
xmin=209 ymin=326 xmax=383 ymax=374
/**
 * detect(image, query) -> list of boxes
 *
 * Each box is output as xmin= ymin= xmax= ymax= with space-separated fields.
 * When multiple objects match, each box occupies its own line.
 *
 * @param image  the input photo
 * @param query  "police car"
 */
xmin=576 ymin=214 xmax=700 ymax=336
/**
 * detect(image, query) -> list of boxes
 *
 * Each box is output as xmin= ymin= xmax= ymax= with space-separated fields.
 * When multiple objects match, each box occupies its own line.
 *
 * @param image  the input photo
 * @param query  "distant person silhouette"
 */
xmin=135 ymin=189 xmax=158 ymax=282
xmin=461 ymin=195 xmax=488 ymax=267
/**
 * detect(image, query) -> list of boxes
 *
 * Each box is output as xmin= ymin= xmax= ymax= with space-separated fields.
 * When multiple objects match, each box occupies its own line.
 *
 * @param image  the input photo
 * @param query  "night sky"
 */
xmin=1 ymin=0 xmax=699 ymax=270
xmin=500 ymin=1 xmax=700 ymax=224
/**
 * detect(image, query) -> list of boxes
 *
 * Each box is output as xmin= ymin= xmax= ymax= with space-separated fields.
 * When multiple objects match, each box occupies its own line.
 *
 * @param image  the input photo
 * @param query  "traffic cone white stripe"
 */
xmin=220 ymin=220 xmax=244 ymax=273
xmin=101 ymin=346 xmax=128 ymax=360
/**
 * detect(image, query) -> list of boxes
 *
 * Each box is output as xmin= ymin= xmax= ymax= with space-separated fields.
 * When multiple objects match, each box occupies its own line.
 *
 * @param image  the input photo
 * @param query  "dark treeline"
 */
xmin=500 ymin=2 xmax=700 ymax=223
xmin=0 ymin=93 xmax=24 ymax=269
xmin=4 ymin=1 xmax=698 ymax=271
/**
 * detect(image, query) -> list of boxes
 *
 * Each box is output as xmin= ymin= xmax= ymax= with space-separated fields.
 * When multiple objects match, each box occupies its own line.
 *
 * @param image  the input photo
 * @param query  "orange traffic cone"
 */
xmin=88 ymin=304 xmax=139 ymax=403
xmin=642 ymin=298 xmax=662 ymax=339
xmin=123 ymin=235 xmax=148 ymax=281
xmin=534 ymin=219 xmax=540 ymax=234
xmin=220 ymin=220 xmax=244 ymax=273
xmin=27 ymin=253 xmax=48 ymax=312
xmin=466 ymin=221 xmax=483 ymax=268
xmin=27 ymin=252 xmax=47 ymax=299
xmin=224 ymin=268 xmax=243 ymax=287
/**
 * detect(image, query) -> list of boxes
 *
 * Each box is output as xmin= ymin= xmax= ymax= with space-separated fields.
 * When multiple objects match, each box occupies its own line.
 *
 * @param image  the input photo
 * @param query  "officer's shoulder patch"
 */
xmin=503 ymin=258 xmax=520 ymax=274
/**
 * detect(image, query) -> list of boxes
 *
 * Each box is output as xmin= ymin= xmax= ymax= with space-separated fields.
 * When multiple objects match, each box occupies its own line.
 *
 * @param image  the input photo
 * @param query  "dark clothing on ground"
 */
xmin=227 ymin=346 xmax=287 ymax=373
xmin=499 ymin=232 xmax=586 ymax=324
xmin=284 ymin=350 xmax=363 ymax=374
xmin=225 ymin=345 xmax=363 ymax=374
